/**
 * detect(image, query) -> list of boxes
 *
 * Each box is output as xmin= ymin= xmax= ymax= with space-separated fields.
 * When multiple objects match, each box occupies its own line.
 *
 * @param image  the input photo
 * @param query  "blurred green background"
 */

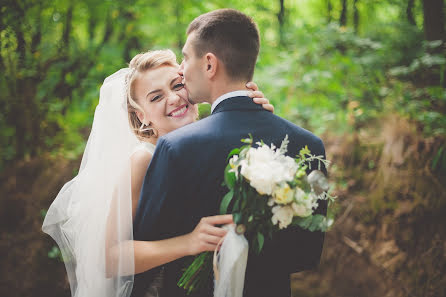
xmin=1 ymin=0 xmax=445 ymax=297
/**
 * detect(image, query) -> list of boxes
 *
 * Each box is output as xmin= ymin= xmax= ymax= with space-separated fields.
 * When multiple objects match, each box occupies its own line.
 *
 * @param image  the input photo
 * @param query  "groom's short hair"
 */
xmin=187 ymin=9 xmax=260 ymax=81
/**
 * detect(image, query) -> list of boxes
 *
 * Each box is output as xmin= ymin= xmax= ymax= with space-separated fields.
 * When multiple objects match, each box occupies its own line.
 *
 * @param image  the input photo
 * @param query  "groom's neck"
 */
xmin=208 ymin=80 xmax=250 ymax=105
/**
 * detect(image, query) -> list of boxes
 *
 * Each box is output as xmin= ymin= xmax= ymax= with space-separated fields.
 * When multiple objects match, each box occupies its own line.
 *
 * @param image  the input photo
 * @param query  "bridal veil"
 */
xmin=42 ymin=68 xmax=139 ymax=297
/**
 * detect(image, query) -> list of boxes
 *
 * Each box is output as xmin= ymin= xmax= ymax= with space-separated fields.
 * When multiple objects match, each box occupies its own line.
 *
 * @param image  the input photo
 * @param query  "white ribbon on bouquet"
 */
xmin=213 ymin=224 xmax=249 ymax=297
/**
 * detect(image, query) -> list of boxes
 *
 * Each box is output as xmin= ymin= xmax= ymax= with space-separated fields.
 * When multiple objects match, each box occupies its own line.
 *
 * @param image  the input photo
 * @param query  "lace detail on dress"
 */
xmin=143 ymin=266 xmax=165 ymax=297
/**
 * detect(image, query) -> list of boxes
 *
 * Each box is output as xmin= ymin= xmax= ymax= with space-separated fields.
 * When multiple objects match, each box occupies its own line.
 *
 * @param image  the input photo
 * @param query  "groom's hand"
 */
xmin=186 ymin=214 xmax=234 ymax=256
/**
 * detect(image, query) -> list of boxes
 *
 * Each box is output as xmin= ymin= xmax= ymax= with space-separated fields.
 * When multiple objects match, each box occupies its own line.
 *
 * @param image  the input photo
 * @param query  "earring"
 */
xmin=139 ymin=122 xmax=154 ymax=134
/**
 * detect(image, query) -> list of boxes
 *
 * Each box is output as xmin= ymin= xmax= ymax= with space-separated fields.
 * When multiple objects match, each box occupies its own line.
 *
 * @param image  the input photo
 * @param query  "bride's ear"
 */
xmin=135 ymin=110 xmax=146 ymax=125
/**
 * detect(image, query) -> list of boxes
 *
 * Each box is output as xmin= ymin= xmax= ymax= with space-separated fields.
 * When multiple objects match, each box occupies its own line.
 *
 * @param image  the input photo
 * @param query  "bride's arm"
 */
xmin=105 ymin=149 xmax=232 ymax=277
xmin=107 ymin=215 xmax=231 ymax=276
xmin=131 ymin=215 xmax=232 ymax=274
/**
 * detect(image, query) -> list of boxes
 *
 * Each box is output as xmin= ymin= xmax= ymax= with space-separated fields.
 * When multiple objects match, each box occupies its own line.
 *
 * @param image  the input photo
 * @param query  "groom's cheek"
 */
xmin=188 ymin=97 xmax=197 ymax=105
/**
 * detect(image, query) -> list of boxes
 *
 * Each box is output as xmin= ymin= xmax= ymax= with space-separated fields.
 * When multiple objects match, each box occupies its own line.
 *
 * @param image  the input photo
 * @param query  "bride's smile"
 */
xmin=168 ymin=103 xmax=190 ymax=118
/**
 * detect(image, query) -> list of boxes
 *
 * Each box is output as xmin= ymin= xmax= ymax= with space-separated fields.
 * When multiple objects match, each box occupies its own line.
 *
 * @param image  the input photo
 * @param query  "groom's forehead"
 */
xmin=183 ymin=32 xmax=197 ymax=56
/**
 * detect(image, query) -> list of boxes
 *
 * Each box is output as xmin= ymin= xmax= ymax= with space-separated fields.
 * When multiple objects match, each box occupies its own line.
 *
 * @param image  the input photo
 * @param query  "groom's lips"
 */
xmin=168 ymin=104 xmax=189 ymax=117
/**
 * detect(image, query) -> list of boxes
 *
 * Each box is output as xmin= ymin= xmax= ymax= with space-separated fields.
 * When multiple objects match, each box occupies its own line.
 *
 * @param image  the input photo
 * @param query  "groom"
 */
xmin=132 ymin=9 xmax=327 ymax=297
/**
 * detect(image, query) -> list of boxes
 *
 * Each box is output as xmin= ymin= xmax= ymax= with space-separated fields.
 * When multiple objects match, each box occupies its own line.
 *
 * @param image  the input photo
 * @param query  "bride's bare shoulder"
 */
xmin=130 ymin=149 xmax=152 ymax=179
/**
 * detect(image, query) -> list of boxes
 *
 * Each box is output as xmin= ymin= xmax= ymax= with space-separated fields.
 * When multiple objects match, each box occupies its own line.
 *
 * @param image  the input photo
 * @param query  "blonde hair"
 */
xmin=126 ymin=49 xmax=178 ymax=141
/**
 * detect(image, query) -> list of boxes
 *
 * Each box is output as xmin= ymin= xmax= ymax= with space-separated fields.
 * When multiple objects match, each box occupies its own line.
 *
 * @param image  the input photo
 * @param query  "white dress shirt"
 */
xmin=211 ymin=90 xmax=249 ymax=114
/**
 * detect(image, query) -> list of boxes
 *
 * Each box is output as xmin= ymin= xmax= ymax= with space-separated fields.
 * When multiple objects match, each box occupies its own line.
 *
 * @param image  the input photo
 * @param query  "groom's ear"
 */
xmin=204 ymin=53 xmax=218 ymax=79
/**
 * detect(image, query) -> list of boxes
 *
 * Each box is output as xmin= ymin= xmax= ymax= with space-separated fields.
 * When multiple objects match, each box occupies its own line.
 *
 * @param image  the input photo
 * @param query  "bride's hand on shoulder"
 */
xmin=246 ymin=82 xmax=274 ymax=113
xmin=185 ymin=214 xmax=234 ymax=256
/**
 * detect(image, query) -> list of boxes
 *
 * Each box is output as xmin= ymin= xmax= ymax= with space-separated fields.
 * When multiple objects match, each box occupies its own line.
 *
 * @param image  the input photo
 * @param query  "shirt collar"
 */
xmin=211 ymin=90 xmax=249 ymax=114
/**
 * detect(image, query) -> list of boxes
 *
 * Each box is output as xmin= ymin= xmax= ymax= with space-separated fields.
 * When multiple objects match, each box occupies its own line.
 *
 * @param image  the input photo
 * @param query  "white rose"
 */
xmin=240 ymin=148 xmax=279 ymax=195
xmin=243 ymin=162 xmax=276 ymax=195
xmin=239 ymin=145 xmax=299 ymax=196
xmin=294 ymin=188 xmax=306 ymax=203
xmin=271 ymin=205 xmax=294 ymax=229
xmin=249 ymin=145 xmax=276 ymax=164
xmin=295 ymin=188 xmax=315 ymax=209
xmin=291 ymin=202 xmax=312 ymax=217
xmin=272 ymin=183 xmax=295 ymax=204
xmin=277 ymin=154 xmax=299 ymax=181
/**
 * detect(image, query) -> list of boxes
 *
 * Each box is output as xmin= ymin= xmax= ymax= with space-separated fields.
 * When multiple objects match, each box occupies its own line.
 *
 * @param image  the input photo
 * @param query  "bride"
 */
xmin=42 ymin=49 xmax=273 ymax=297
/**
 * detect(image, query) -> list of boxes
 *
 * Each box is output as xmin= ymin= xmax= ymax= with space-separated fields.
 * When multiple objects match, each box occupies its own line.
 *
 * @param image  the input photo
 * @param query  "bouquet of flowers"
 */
xmin=178 ymin=135 xmax=335 ymax=295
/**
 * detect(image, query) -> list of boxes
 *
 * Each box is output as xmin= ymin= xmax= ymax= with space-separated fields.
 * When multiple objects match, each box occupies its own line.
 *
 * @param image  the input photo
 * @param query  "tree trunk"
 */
xmin=353 ymin=0 xmax=359 ymax=33
xmin=422 ymin=0 xmax=445 ymax=42
xmin=102 ymin=16 xmax=114 ymax=44
xmin=278 ymin=0 xmax=285 ymax=45
xmin=9 ymin=74 xmax=28 ymax=160
xmin=0 ymin=15 xmax=4 ymax=71
xmin=327 ymin=0 xmax=333 ymax=23
xmin=63 ymin=3 xmax=74 ymax=50
xmin=407 ymin=0 xmax=416 ymax=26
xmin=31 ymin=3 xmax=42 ymax=53
xmin=26 ymin=80 xmax=41 ymax=156
xmin=340 ymin=0 xmax=348 ymax=27
xmin=422 ymin=0 xmax=445 ymax=86
xmin=88 ymin=16 xmax=97 ymax=42
xmin=175 ymin=1 xmax=184 ymax=49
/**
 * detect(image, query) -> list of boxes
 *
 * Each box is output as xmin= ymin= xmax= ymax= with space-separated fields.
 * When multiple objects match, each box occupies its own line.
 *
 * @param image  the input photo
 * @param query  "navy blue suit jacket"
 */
xmin=132 ymin=96 xmax=326 ymax=297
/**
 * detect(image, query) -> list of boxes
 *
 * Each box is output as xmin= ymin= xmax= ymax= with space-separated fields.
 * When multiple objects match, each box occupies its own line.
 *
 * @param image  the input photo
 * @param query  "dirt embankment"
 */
xmin=292 ymin=116 xmax=446 ymax=297
xmin=1 ymin=116 xmax=445 ymax=297
xmin=0 ymin=155 xmax=78 ymax=297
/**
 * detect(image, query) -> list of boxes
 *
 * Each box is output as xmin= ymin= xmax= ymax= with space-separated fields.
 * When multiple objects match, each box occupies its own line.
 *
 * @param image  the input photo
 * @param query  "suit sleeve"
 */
xmin=133 ymin=137 xmax=188 ymax=241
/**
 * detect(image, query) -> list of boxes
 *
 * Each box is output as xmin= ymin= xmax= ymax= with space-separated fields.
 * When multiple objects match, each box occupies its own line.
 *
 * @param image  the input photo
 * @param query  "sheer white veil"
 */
xmin=42 ymin=68 xmax=139 ymax=297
